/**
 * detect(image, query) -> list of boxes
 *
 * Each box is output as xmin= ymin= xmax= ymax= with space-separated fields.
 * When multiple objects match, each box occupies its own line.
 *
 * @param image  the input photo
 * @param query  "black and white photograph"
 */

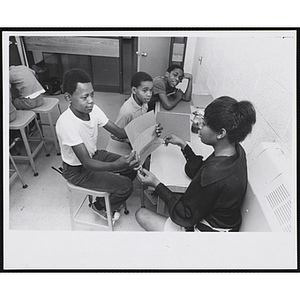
xmin=3 ymin=28 xmax=297 ymax=275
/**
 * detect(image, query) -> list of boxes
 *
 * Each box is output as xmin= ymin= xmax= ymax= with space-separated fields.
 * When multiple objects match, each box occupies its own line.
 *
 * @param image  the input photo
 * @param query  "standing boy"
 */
xmin=147 ymin=64 xmax=193 ymax=111
xmin=56 ymin=68 xmax=140 ymax=221
xmin=111 ymin=71 xmax=153 ymax=142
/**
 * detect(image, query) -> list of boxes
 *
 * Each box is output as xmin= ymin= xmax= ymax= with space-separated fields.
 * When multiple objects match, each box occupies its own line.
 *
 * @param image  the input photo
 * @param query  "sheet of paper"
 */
xmin=125 ymin=111 xmax=156 ymax=143
xmin=156 ymin=111 xmax=191 ymax=142
xmin=125 ymin=111 xmax=164 ymax=166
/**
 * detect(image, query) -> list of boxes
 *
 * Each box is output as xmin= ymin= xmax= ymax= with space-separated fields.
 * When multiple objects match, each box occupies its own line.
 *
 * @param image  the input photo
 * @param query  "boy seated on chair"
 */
xmin=56 ymin=68 xmax=162 ymax=222
xmin=9 ymin=65 xmax=45 ymax=110
xmin=111 ymin=71 xmax=153 ymax=142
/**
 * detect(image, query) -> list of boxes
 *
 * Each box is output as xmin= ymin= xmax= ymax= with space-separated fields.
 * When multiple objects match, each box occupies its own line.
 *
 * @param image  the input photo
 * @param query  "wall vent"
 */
xmin=265 ymin=184 xmax=291 ymax=232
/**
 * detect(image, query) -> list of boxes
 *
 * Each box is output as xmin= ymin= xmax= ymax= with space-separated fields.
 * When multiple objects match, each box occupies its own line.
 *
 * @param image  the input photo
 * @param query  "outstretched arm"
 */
xmin=104 ymin=120 xmax=127 ymax=139
xmin=72 ymin=143 xmax=139 ymax=172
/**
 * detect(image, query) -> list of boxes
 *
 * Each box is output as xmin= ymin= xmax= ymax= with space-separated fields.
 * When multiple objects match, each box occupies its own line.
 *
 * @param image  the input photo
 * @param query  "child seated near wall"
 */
xmin=9 ymin=65 xmax=45 ymax=110
xmin=136 ymin=96 xmax=256 ymax=232
xmin=111 ymin=71 xmax=153 ymax=142
xmin=147 ymin=64 xmax=193 ymax=111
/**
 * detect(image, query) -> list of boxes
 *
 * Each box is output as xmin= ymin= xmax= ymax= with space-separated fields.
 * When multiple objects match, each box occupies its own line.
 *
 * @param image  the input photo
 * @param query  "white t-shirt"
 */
xmin=56 ymin=105 xmax=109 ymax=166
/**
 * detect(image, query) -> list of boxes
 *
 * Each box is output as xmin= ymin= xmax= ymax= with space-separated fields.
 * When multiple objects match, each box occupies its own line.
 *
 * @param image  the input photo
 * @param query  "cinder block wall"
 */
xmin=184 ymin=32 xmax=296 ymax=160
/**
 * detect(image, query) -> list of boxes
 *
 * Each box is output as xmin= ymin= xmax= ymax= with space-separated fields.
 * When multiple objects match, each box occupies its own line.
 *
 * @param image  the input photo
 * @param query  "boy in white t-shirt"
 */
xmin=56 ymin=68 xmax=142 ymax=221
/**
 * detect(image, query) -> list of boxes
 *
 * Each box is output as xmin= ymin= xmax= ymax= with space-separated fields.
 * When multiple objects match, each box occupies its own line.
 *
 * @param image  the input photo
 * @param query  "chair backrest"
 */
xmin=240 ymin=142 xmax=294 ymax=232
xmin=51 ymin=165 xmax=63 ymax=175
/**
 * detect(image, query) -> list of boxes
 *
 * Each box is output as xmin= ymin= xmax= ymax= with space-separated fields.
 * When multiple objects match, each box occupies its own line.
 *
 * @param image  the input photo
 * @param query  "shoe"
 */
xmin=112 ymin=210 xmax=121 ymax=221
xmin=91 ymin=203 xmax=120 ymax=222
xmin=91 ymin=203 xmax=108 ymax=220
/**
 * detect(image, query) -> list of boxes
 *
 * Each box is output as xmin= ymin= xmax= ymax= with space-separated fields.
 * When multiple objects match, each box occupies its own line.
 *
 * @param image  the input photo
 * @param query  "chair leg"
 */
xmin=124 ymin=202 xmax=129 ymax=214
xmin=19 ymin=127 xmax=38 ymax=176
xmin=104 ymin=195 xmax=113 ymax=231
xmin=35 ymin=117 xmax=50 ymax=157
xmin=68 ymin=188 xmax=75 ymax=231
xmin=9 ymin=153 xmax=28 ymax=188
xmin=47 ymin=112 xmax=61 ymax=155
xmin=73 ymin=195 xmax=89 ymax=220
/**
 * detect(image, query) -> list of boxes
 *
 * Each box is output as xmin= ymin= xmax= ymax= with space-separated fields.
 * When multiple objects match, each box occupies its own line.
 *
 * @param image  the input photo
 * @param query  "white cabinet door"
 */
xmin=137 ymin=37 xmax=171 ymax=78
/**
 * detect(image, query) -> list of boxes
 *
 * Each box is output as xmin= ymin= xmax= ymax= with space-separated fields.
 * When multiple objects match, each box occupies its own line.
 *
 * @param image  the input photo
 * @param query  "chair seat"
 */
xmin=66 ymin=181 xmax=109 ymax=197
xmin=31 ymin=97 xmax=59 ymax=113
xmin=9 ymin=110 xmax=36 ymax=129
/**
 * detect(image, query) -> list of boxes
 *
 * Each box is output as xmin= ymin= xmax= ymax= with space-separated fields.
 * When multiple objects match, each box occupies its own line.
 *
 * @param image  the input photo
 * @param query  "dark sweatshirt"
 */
xmin=155 ymin=143 xmax=248 ymax=231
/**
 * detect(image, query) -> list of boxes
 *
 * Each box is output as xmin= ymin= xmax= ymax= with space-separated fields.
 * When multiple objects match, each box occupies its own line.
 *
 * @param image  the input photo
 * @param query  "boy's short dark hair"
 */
xmin=63 ymin=68 xmax=91 ymax=95
xmin=131 ymin=71 xmax=153 ymax=88
xmin=204 ymin=96 xmax=256 ymax=143
xmin=167 ymin=64 xmax=184 ymax=73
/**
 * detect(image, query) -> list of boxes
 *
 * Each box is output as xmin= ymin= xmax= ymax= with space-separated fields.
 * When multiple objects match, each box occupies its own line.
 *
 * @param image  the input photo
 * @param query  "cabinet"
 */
xmin=23 ymin=36 xmax=136 ymax=94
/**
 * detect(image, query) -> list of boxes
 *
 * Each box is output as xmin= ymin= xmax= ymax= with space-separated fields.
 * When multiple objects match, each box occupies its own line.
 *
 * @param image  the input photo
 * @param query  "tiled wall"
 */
xmin=184 ymin=32 xmax=296 ymax=160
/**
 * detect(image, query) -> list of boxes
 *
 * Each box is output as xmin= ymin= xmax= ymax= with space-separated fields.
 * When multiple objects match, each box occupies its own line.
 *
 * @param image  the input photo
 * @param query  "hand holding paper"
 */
xmin=125 ymin=111 xmax=164 ymax=166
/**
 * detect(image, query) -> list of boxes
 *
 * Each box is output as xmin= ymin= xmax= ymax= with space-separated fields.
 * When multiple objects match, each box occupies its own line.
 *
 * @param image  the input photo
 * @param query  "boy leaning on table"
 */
xmin=147 ymin=64 xmax=193 ymax=112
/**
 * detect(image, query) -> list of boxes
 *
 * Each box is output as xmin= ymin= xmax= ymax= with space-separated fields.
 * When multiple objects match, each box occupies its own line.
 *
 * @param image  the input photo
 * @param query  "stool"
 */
xmin=10 ymin=110 xmax=49 ymax=176
xmin=9 ymin=138 xmax=28 ymax=189
xmin=67 ymin=181 xmax=129 ymax=231
xmin=31 ymin=97 xmax=61 ymax=155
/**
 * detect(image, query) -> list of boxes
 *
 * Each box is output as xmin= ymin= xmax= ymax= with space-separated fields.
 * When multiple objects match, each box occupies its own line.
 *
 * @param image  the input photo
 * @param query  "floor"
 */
xmin=8 ymin=91 xmax=155 ymax=231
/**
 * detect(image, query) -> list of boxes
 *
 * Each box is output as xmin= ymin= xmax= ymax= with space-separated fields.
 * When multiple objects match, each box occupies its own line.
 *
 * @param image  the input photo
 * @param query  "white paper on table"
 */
xmin=125 ymin=111 xmax=164 ymax=166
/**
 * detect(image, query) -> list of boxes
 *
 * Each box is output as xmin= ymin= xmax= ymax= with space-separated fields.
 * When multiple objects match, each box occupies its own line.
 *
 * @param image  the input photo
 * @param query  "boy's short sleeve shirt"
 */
xmin=153 ymin=76 xmax=176 ymax=95
xmin=153 ymin=76 xmax=167 ymax=95
xmin=111 ymin=95 xmax=147 ymax=142
xmin=56 ymin=105 xmax=109 ymax=166
xmin=115 ymin=95 xmax=148 ymax=128
xmin=148 ymin=76 xmax=176 ymax=110
xmin=9 ymin=65 xmax=45 ymax=98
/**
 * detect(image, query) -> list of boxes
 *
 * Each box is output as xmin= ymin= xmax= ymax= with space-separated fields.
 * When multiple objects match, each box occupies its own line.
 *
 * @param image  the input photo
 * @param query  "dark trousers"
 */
xmin=62 ymin=150 xmax=136 ymax=211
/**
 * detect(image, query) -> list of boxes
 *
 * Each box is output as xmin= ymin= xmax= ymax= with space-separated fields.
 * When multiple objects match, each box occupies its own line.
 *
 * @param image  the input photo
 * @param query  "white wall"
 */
xmin=184 ymin=31 xmax=296 ymax=160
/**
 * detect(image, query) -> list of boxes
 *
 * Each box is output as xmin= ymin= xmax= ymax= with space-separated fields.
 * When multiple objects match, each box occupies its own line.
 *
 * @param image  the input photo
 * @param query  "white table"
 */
xmin=150 ymin=99 xmax=213 ymax=215
xmin=150 ymin=134 xmax=212 ymax=192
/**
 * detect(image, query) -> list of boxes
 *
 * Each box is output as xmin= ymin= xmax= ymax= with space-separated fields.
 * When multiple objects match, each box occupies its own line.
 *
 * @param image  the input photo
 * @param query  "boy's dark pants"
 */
xmin=62 ymin=150 xmax=136 ymax=212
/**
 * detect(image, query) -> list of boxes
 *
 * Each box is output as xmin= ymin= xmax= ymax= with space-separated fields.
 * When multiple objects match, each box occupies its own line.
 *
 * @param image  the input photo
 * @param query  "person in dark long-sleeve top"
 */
xmin=135 ymin=96 xmax=256 ymax=232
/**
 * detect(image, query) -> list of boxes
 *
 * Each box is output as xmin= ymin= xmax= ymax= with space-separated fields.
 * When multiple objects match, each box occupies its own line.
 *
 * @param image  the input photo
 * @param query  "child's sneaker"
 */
xmin=91 ymin=203 xmax=108 ymax=220
xmin=91 ymin=203 xmax=121 ymax=222
xmin=112 ymin=210 xmax=121 ymax=221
